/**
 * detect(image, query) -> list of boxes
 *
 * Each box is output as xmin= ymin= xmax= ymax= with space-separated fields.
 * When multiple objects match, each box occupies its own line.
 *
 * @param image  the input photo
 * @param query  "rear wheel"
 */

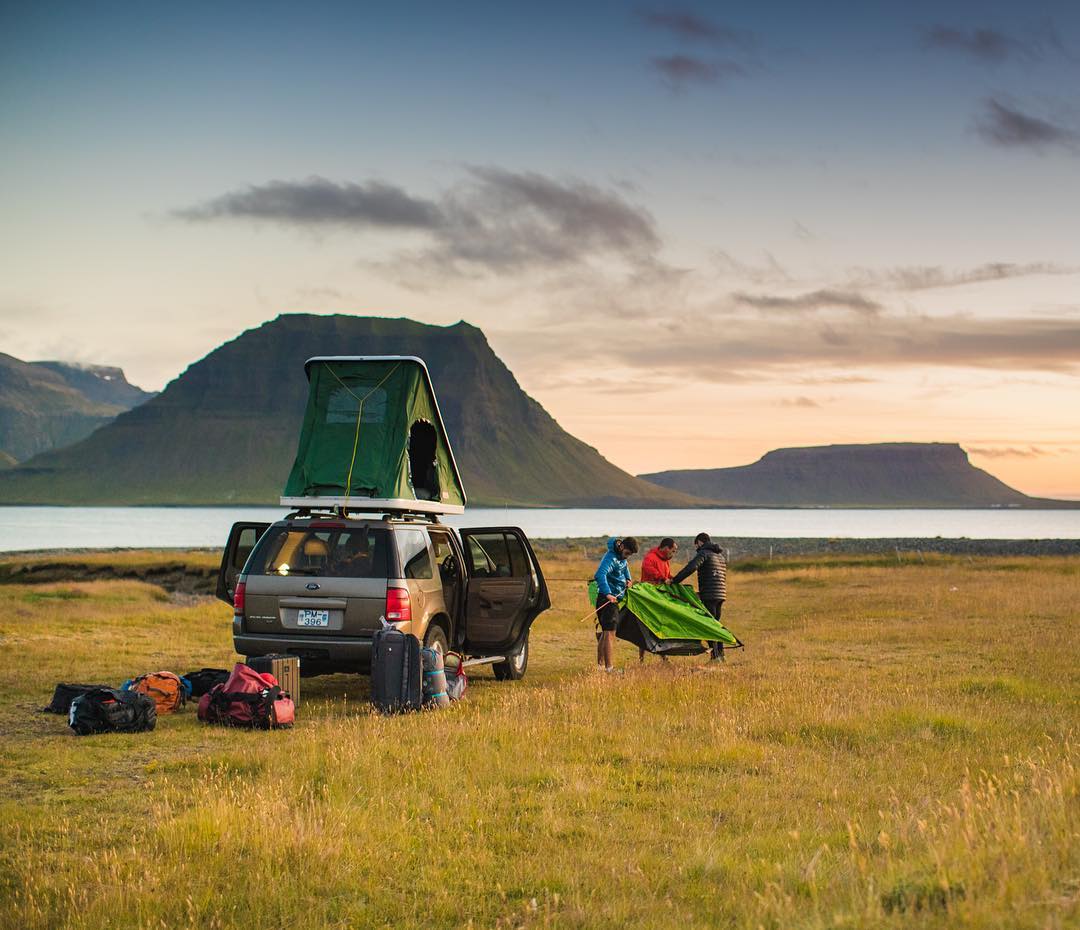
xmin=493 ymin=633 xmax=528 ymax=681
xmin=423 ymin=621 xmax=450 ymax=656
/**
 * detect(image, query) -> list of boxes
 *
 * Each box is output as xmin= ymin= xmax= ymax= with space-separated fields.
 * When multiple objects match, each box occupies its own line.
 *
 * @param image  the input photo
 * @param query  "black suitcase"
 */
xmin=370 ymin=627 xmax=422 ymax=714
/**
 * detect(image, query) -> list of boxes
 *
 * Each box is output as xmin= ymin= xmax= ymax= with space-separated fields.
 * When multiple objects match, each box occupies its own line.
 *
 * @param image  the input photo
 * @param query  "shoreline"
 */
xmin=3 ymin=536 xmax=1079 ymax=560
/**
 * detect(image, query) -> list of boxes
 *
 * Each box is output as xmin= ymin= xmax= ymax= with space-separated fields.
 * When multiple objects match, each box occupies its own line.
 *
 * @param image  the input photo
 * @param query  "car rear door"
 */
xmin=216 ymin=522 xmax=271 ymax=604
xmin=459 ymin=527 xmax=550 ymax=652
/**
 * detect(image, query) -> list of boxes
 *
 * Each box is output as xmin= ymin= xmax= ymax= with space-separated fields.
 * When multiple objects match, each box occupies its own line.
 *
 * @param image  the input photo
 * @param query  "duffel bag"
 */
xmin=43 ymin=682 xmax=111 ymax=715
xmin=126 ymin=671 xmax=186 ymax=714
xmin=444 ymin=652 xmax=468 ymax=702
xmin=69 ymin=688 xmax=157 ymax=736
xmin=197 ymin=663 xmax=294 ymax=729
xmin=181 ymin=668 xmax=230 ymax=698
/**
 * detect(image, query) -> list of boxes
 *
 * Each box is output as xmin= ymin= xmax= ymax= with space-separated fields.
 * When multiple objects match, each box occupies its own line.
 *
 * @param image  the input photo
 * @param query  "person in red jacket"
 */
xmin=637 ymin=538 xmax=678 ymax=662
xmin=641 ymin=538 xmax=677 ymax=585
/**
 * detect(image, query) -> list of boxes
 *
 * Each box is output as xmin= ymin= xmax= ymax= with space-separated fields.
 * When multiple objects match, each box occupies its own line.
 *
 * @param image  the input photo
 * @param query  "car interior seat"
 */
xmin=302 ymin=537 xmax=330 ymax=571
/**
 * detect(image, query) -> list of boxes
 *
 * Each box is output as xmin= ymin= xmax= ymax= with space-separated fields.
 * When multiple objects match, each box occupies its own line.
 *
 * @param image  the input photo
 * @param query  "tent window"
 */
xmin=325 ymin=386 xmax=387 ymax=425
xmin=408 ymin=420 xmax=439 ymax=501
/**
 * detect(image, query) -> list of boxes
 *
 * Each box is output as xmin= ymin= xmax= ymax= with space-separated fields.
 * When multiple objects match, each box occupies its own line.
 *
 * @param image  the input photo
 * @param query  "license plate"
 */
xmin=297 ymin=609 xmax=330 ymax=628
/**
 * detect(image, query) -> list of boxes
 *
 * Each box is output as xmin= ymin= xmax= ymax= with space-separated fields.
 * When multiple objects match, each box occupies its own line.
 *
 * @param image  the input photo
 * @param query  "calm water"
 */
xmin=1 ymin=506 xmax=1079 ymax=552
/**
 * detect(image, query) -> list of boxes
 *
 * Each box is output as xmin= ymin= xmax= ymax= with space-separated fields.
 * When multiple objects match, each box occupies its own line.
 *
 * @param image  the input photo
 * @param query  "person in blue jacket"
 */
xmin=593 ymin=536 xmax=639 ymax=671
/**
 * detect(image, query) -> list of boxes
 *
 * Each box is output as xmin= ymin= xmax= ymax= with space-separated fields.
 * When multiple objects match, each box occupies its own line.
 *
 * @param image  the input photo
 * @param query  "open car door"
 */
xmin=459 ymin=527 xmax=550 ymax=654
xmin=215 ymin=522 xmax=271 ymax=605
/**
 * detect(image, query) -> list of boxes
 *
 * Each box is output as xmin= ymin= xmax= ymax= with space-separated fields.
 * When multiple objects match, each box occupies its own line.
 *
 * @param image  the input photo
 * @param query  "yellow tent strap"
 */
xmin=325 ymin=363 xmax=401 ymax=499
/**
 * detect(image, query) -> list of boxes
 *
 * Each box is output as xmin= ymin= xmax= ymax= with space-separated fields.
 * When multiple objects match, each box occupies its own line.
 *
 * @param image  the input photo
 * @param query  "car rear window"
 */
xmin=246 ymin=526 xmax=389 ymax=578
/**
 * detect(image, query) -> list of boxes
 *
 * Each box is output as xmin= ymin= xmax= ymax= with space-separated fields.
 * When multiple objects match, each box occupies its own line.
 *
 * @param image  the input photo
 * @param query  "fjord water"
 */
xmin=1 ymin=506 xmax=1079 ymax=552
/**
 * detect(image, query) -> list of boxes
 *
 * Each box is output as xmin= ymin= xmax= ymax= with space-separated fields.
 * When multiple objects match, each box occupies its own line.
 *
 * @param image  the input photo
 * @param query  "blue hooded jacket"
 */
xmin=594 ymin=536 xmax=632 ymax=599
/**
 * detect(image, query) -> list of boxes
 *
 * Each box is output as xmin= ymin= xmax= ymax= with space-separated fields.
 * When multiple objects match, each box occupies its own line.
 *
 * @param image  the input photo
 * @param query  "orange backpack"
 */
xmin=130 ymin=671 xmax=186 ymax=715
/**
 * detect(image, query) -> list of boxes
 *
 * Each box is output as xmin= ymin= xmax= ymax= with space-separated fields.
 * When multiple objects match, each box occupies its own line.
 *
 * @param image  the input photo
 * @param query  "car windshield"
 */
xmin=246 ymin=526 xmax=390 ymax=578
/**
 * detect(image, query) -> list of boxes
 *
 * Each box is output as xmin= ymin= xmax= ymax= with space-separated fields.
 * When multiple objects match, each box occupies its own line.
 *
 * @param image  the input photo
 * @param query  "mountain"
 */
xmin=0 ymin=315 xmax=699 ymax=507
xmin=32 ymin=361 xmax=151 ymax=408
xmin=641 ymin=442 xmax=1079 ymax=508
xmin=0 ymin=354 xmax=153 ymax=463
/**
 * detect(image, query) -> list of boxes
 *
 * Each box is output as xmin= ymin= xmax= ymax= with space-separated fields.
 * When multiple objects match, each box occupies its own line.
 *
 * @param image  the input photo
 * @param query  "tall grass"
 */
xmin=1 ymin=554 xmax=1077 ymax=928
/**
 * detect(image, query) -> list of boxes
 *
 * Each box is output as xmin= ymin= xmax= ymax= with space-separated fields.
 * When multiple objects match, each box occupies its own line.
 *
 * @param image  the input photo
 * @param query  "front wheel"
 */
xmin=493 ymin=633 xmax=528 ymax=681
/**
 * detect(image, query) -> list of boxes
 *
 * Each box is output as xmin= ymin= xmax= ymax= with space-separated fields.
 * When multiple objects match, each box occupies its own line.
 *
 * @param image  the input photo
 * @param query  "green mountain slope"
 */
xmin=641 ymin=442 xmax=1079 ymax=508
xmin=0 ymin=354 xmax=152 ymax=463
xmin=0 ymin=315 xmax=699 ymax=507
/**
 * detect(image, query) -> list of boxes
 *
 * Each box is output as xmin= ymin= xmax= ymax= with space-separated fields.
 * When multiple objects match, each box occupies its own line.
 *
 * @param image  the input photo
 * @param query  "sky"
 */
xmin=2 ymin=1 xmax=1079 ymax=497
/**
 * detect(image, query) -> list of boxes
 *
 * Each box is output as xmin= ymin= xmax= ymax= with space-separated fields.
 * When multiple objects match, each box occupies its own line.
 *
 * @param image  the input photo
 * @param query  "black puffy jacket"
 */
xmin=671 ymin=543 xmax=727 ymax=602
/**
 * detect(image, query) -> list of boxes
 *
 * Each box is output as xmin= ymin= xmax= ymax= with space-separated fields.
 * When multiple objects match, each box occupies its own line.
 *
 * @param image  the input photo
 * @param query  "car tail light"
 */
xmin=385 ymin=586 xmax=411 ymax=622
xmin=233 ymin=581 xmax=246 ymax=614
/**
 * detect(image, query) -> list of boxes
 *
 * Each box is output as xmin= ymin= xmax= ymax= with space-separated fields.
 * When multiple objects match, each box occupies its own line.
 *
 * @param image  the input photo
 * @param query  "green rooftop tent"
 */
xmin=281 ymin=356 xmax=466 ymax=514
xmin=587 ymin=581 xmax=742 ymax=656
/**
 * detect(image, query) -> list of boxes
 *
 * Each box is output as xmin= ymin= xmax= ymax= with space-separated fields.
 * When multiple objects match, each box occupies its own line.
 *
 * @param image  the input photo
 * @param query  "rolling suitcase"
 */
xmin=245 ymin=655 xmax=301 ymax=707
xmin=371 ymin=627 xmax=422 ymax=714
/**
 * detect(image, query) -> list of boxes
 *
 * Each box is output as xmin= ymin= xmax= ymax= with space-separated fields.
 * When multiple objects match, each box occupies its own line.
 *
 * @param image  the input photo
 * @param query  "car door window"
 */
xmin=396 ymin=529 xmax=433 ymax=580
xmin=466 ymin=534 xmax=513 ymax=578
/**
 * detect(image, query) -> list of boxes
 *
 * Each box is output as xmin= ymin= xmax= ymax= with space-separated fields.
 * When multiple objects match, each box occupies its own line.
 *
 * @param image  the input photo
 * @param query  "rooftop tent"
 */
xmin=281 ymin=356 xmax=466 ymax=514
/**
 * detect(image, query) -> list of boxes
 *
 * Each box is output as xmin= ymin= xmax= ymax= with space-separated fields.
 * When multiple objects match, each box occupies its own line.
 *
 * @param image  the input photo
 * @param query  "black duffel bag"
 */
xmin=43 ymin=683 xmax=111 ymax=715
xmin=181 ymin=668 xmax=231 ymax=698
xmin=69 ymin=688 xmax=157 ymax=736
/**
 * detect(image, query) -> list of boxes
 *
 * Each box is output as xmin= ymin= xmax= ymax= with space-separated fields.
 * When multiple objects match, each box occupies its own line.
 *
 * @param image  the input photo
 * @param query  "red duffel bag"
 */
xmin=197 ymin=662 xmax=295 ymax=729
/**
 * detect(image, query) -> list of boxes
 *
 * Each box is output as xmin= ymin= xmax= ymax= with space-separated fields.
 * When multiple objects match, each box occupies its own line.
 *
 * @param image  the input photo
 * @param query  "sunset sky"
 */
xmin=2 ymin=1 xmax=1079 ymax=496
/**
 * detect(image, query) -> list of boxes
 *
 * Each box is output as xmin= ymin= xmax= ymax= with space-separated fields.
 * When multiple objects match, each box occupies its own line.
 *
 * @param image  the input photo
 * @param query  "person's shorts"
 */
xmin=595 ymin=596 xmax=620 ymax=632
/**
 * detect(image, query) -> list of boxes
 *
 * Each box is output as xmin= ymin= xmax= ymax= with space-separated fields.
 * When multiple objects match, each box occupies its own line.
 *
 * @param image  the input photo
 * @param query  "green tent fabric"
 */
xmin=588 ymin=581 xmax=739 ymax=646
xmin=283 ymin=357 xmax=466 ymax=511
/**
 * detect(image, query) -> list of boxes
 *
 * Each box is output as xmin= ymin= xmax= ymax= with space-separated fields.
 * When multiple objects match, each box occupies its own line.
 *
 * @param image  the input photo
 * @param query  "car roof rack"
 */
xmin=282 ymin=505 xmax=442 ymax=524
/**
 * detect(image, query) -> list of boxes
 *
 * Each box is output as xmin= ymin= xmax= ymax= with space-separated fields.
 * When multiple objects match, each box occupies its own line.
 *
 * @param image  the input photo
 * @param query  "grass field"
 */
xmin=1 ymin=551 xmax=1077 ymax=929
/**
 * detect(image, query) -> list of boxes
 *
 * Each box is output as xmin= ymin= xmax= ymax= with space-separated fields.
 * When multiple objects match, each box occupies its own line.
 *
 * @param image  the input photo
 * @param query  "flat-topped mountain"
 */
xmin=0 ymin=354 xmax=153 ymax=463
xmin=641 ymin=442 xmax=1078 ymax=508
xmin=0 ymin=315 xmax=700 ymax=507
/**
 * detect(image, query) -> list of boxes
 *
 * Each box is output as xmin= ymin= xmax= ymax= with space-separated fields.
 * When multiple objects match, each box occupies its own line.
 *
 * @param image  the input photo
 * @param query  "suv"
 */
xmin=216 ymin=512 xmax=550 ymax=680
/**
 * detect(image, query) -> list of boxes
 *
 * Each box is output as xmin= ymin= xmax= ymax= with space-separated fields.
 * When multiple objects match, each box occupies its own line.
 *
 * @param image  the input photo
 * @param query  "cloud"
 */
xmin=638 ymin=9 xmax=754 ymax=49
xmin=650 ymin=54 xmax=745 ymax=88
xmin=779 ymin=396 xmax=820 ymax=408
xmin=795 ymin=375 xmax=876 ymax=385
xmin=174 ymin=177 xmax=441 ymax=228
xmin=713 ymin=251 xmax=792 ymax=285
xmin=638 ymin=9 xmax=756 ymax=90
xmin=607 ymin=313 xmax=1080 ymax=381
xmin=848 ymin=261 xmax=1079 ymax=291
xmin=921 ymin=25 xmax=1031 ymax=64
xmin=733 ymin=289 xmax=882 ymax=316
xmin=974 ymin=98 xmax=1078 ymax=152
xmin=967 ymin=445 xmax=1053 ymax=458
xmin=176 ymin=168 xmax=661 ymax=274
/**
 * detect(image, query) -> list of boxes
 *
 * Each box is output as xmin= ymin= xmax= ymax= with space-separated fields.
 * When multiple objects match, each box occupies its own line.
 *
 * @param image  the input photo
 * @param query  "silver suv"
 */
xmin=216 ymin=512 xmax=549 ymax=680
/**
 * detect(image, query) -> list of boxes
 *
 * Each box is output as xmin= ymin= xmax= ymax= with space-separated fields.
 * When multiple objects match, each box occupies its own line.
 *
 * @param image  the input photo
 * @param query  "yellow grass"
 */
xmin=1 ymin=552 xmax=1077 ymax=929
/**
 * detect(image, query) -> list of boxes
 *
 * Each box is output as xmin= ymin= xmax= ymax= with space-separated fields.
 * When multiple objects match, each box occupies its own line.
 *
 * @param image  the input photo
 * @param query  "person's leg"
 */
xmin=596 ymin=600 xmax=618 ymax=669
xmin=705 ymin=599 xmax=725 ymax=661
xmin=602 ymin=630 xmax=616 ymax=669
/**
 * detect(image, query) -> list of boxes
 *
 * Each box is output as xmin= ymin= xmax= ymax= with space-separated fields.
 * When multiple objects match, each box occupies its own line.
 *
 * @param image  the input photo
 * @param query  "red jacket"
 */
xmin=640 ymin=547 xmax=673 ymax=584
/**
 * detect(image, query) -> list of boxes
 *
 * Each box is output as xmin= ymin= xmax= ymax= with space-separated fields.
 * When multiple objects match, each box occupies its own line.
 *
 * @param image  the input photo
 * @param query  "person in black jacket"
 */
xmin=670 ymin=532 xmax=728 ymax=661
